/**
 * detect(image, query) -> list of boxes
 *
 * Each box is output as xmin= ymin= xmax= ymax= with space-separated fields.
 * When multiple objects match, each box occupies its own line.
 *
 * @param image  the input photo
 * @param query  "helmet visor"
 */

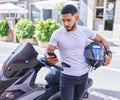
xmin=85 ymin=48 xmax=105 ymax=60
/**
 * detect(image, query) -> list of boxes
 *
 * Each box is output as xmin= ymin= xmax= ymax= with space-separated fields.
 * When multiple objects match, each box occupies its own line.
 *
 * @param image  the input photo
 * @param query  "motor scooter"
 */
xmin=0 ymin=42 xmax=93 ymax=100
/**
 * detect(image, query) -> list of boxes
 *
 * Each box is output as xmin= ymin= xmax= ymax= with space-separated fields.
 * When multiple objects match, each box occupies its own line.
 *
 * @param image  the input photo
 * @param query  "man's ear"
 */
xmin=75 ymin=14 xmax=79 ymax=22
xmin=76 ymin=15 xmax=79 ymax=21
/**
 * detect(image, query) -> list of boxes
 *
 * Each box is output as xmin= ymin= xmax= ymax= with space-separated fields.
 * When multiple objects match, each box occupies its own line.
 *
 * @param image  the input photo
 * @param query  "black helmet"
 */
xmin=84 ymin=42 xmax=106 ymax=69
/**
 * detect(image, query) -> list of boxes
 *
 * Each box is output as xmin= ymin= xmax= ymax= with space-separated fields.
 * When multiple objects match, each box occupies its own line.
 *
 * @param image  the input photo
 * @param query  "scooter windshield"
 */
xmin=85 ymin=48 xmax=105 ymax=60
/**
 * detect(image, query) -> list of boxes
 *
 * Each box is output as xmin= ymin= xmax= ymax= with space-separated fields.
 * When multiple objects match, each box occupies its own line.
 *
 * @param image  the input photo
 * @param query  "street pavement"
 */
xmin=0 ymin=39 xmax=120 ymax=100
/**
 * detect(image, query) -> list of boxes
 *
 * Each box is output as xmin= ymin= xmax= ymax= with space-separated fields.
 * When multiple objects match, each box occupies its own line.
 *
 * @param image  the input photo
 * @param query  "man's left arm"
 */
xmin=93 ymin=34 xmax=112 ymax=66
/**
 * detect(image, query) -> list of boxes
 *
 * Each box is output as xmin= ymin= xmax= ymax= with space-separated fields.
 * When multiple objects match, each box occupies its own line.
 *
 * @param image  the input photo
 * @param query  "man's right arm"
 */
xmin=44 ymin=44 xmax=59 ymax=64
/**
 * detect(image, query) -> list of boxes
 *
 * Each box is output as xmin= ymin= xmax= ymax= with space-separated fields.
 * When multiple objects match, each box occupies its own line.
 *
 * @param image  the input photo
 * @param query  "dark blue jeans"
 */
xmin=60 ymin=73 xmax=88 ymax=100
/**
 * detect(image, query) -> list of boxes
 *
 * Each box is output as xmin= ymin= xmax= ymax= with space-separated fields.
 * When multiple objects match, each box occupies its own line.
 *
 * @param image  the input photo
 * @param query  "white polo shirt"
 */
xmin=49 ymin=25 xmax=96 ymax=76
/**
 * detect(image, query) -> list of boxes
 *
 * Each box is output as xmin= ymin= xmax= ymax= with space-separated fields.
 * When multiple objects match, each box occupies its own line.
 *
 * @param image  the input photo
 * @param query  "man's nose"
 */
xmin=63 ymin=21 xmax=69 ymax=26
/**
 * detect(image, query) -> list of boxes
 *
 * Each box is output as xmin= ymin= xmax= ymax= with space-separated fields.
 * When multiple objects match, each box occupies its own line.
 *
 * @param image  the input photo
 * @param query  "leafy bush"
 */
xmin=0 ymin=20 xmax=9 ymax=37
xmin=34 ymin=19 xmax=61 ymax=42
xmin=15 ymin=18 xmax=34 ymax=40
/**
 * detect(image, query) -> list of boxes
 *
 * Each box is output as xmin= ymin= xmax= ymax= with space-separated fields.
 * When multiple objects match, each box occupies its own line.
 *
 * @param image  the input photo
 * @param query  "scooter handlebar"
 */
xmin=49 ymin=63 xmax=64 ymax=71
xmin=38 ymin=57 xmax=64 ymax=71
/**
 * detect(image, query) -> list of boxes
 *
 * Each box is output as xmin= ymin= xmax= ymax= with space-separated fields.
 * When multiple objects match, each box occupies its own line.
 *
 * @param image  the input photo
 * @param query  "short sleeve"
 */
xmin=82 ymin=27 xmax=96 ymax=39
xmin=49 ymin=31 xmax=58 ymax=47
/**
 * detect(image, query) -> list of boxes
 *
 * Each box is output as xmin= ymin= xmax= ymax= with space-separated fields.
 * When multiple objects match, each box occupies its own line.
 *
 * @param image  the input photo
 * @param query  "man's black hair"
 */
xmin=61 ymin=4 xmax=78 ymax=15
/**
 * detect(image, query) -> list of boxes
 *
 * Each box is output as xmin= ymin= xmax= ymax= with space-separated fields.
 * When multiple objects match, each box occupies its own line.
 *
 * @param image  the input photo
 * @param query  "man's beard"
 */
xmin=66 ymin=23 xmax=76 ymax=32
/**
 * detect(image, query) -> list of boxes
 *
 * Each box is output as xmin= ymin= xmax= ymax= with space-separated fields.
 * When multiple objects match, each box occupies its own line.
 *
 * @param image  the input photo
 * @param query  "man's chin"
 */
xmin=66 ymin=28 xmax=72 ymax=32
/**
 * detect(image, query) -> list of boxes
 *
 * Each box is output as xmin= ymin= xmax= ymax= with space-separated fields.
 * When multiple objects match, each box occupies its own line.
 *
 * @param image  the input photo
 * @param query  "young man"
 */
xmin=44 ymin=4 xmax=112 ymax=100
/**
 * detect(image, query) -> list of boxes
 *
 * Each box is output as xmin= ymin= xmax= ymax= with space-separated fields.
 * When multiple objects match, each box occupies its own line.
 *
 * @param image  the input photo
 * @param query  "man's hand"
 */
xmin=103 ymin=53 xmax=112 ymax=66
xmin=44 ymin=44 xmax=58 ymax=64
xmin=45 ymin=54 xmax=59 ymax=64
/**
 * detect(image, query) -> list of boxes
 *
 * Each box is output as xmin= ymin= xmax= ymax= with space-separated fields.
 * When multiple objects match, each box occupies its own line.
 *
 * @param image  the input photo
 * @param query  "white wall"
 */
xmin=79 ymin=0 xmax=120 ymax=40
xmin=113 ymin=0 xmax=120 ymax=40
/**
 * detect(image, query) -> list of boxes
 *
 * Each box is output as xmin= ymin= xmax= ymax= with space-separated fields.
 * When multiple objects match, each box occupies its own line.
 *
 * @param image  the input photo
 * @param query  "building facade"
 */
xmin=0 ymin=0 xmax=119 ymax=40
xmin=29 ymin=0 xmax=79 ymax=22
xmin=79 ymin=0 xmax=120 ymax=40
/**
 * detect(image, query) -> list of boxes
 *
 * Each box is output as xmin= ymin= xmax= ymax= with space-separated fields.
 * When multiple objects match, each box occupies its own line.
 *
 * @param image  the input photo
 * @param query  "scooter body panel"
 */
xmin=16 ymin=85 xmax=45 ymax=100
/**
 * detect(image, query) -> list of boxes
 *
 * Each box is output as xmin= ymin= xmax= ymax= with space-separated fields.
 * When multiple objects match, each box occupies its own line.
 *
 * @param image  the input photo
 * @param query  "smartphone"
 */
xmin=47 ymin=52 xmax=57 ymax=58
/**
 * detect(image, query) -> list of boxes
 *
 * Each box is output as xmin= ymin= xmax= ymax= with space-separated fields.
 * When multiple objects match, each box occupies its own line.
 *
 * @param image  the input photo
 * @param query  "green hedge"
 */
xmin=34 ymin=19 xmax=61 ymax=42
xmin=15 ymin=18 xmax=34 ymax=40
xmin=0 ymin=20 xmax=9 ymax=37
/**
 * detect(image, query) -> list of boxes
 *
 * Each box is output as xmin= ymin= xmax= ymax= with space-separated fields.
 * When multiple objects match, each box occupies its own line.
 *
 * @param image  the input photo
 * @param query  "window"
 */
xmin=104 ymin=1 xmax=116 ymax=30
xmin=95 ymin=0 xmax=104 ymax=19
xmin=107 ymin=0 xmax=116 ymax=2
xmin=96 ymin=8 xmax=104 ymax=18
xmin=97 ymin=0 xmax=104 ymax=6
xmin=31 ymin=4 xmax=40 ymax=22
xmin=93 ymin=0 xmax=104 ymax=30
xmin=43 ymin=9 xmax=52 ymax=20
